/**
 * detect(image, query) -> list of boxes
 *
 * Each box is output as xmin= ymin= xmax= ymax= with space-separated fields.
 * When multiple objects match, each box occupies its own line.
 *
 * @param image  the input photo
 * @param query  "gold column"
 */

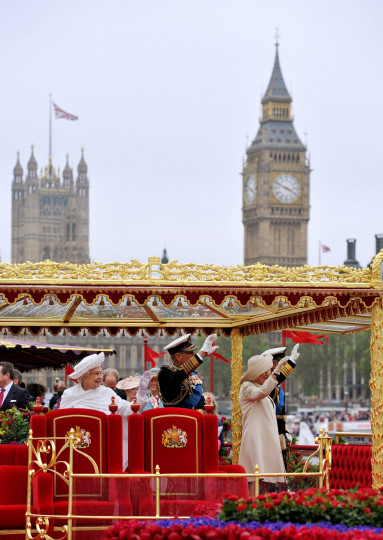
xmin=230 ymin=328 xmax=243 ymax=464
xmin=370 ymin=296 xmax=383 ymax=488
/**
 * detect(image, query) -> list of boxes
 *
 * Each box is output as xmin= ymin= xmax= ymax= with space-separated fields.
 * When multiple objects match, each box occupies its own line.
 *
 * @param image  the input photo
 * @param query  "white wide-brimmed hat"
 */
xmin=69 ymin=352 xmax=105 ymax=381
xmin=241 ymin=354 xmax=273 ymax=383
xmin=116 ymin=376 xmax=140 ymax=390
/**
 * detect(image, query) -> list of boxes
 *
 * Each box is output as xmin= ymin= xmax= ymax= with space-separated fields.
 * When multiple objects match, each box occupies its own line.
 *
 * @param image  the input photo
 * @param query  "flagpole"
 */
xmin=49 ymin=94 xmax=52 ymax=158
xmin=318 ymin=240 xmax=321 ymax=266
xmin=143 ymin=335 xmax=148 ymax=371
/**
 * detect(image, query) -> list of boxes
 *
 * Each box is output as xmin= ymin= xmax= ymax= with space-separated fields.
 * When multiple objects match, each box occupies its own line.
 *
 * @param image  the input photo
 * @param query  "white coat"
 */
xmin=238 ymin=376 xmax=285 ymax=484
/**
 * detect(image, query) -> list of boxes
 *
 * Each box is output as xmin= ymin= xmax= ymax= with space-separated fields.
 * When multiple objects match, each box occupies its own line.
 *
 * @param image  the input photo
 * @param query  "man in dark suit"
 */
xmin=0 ymin=361 xmax=31 ymax=411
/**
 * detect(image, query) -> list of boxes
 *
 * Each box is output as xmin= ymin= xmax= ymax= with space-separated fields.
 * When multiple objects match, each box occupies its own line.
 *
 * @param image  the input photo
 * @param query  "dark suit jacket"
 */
xmin=0 ymin=383 xmax=31 ymax=411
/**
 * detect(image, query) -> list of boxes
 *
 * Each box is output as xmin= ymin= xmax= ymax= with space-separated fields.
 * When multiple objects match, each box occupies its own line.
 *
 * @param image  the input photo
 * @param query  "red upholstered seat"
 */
xmin=127 ymin=407 xmax=248 ymax=516
xmin=331 ymin=444 xmax=372 ymax=489
xmin=29 ymin=408 xmax=132 ymax=537
xmin=0 ymin=458 xmax=53 ymax=539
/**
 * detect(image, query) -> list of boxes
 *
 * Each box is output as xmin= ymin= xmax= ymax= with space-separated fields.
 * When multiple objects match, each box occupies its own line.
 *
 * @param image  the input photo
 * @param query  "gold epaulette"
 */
xmin=280 ymin=362 xmax=294 ymax=378
xmin=180 ymin=355 xmax=201 ymax=375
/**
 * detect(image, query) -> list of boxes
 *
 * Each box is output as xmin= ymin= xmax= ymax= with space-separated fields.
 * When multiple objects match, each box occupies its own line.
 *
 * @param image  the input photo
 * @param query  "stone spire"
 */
xmin=13 ymin=152 xmax=23 ymax=182
xmin=262 ymin=43 xmax=292 ymax=105
xmin=27 ymin=145 xmax=38 ymax=178
xmin=63 ymin=154 xmax=73 ymax=188
xmin=161 ymin=247 xmax=169 ymax=264
xmin=77 ymin=148 xmax=88 ymax=180
xmin=247 ymin=42 xmax=304 ymax=154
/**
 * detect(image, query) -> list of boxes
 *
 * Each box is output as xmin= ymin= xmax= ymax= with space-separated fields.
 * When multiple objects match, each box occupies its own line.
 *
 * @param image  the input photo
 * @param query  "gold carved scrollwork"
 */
xmin=370 ymin=296 xmax=383 ymax=488
xmin=0 ymin=259 xmax=375 ymax=285
xmin=230 ymin=328 xmax=243 ymax=465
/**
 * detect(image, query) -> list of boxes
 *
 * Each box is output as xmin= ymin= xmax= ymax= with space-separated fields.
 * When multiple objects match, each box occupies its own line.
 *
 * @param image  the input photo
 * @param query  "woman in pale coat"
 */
xmin=238 ymin=353 xmax=287 ymax=494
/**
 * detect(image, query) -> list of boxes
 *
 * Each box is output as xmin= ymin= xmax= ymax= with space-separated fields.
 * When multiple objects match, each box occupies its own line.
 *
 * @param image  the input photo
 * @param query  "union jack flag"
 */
xmin=321 ymin=244 xmax=331 ymax=253
xmin=52 ymin=102 xmax=78 ymax=121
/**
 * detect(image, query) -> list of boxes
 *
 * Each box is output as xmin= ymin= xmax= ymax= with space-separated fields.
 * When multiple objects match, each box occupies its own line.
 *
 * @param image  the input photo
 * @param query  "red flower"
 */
xmin=263 ymin=502 xmax=273 ymax=509
xmin=237 ymin=504 xmax=247 ymax=512
xmin=364 ymin=507 xmax=372 ymax=514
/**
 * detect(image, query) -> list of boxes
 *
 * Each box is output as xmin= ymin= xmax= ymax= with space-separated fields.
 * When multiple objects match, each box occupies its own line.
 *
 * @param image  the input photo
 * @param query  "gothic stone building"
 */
xmin=12 ymin=148 xmax=89 ymax=264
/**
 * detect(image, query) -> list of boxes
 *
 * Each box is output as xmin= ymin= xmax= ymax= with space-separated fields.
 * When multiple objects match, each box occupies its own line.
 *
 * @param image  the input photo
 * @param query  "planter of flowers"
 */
xmin=103 ymin=487 xmax=383 ymax=539
xmin=0 ymin=404 xmax=48 ymax=444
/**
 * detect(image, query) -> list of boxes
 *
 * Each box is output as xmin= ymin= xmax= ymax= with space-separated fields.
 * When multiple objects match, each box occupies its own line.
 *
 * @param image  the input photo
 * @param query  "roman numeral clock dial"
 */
xmin=245 ymin=175 xmax=256 ymax=205
xmin=273 ymin=174 xmax=301 ymax=204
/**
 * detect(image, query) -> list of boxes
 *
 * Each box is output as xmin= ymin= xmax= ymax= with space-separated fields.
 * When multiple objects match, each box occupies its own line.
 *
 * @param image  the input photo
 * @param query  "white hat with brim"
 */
xmin=262 ymin=347 xmax=286 ymax=357
xmin=69 ymin=352 xmax=105 ymax=380
xmin=241 ymin=354 xmax=273 ymax=383
xmin=164 ymin=333 xmax=197 ymax=355
xmin=116 ymin=376 xmax=140 ymax=390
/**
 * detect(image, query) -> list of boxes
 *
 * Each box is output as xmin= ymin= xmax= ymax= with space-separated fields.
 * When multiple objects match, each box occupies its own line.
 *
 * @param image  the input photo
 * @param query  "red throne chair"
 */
xmin=0 ymin=444 xmax=52 ymax=540
xmin=127 ymin=407 xmax=248 ymax=516
xmin=30 ymin=408 xmax=132 ymax=539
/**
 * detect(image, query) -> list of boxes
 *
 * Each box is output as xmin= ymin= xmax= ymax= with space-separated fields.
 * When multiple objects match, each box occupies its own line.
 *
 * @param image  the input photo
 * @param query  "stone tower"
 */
xmin=242 ymin=43 xmax=310 ymax=267
xmin=11 ymin=147 xmax=89 ymax=263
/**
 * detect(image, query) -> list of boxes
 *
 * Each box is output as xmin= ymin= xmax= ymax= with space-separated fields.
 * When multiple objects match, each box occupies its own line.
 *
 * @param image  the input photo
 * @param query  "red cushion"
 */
xmin=0 ymin=444 xmax=27 ymax=466
xmin=332 ymin=445 xmax=372 ymax=489
xmin=0 ymin=504 xmax=36 ymax=529
xmin=0 ymin=466 xmax=27 ymax=505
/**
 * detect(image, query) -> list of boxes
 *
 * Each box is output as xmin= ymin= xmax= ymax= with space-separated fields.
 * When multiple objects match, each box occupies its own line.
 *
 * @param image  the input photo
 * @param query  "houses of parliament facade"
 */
xmin=9 ymin=43 xmax=310 ymax=391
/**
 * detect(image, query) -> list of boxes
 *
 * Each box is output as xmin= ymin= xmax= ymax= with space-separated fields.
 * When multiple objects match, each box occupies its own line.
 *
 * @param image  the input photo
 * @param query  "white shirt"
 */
xmin=0 ymin=381 xmax=14 ymax=403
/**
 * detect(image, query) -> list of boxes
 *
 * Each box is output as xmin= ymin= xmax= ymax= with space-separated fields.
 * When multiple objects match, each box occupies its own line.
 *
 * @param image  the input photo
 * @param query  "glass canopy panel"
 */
xmin=73 ymin=299 xmax=151 ymax=320
xmin=151 ymin=299 xmax=222 ymax=320
xmin=297 ymin=323 xmax=366 ymax=333
xmin=218 ymin=298 xmax=277 ymax=317
xmin=0 ymin=299 xmax=68 ymax=319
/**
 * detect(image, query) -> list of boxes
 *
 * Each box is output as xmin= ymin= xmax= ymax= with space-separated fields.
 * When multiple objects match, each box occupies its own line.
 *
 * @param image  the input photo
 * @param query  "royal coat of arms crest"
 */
xmin=162 ymin=425 xmax=187 ymax=448
xmin=66 ymin=426 xmax=91 ymax=448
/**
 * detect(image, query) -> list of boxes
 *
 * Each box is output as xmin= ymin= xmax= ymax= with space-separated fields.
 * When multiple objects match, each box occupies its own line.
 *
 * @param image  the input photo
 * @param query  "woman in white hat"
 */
xmin=60 ymin=352 xmax=151 ymax=469
xmin=238 ymin=353 xmax=288 ymax=494
xmin=141 ymin=368 xmax=164 ymax=412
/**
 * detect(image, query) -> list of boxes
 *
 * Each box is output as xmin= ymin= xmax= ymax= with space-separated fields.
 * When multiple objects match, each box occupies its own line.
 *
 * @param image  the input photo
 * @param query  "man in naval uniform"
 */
xmin=158 ymin=333 xmax=218 ymax=410
xmin=262 ymin=344 xmax=300 ymax=466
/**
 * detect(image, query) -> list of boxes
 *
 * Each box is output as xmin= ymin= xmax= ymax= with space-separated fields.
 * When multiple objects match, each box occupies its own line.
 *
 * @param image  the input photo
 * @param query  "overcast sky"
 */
xmin=1 ymin=1 xmax=382 ymax=269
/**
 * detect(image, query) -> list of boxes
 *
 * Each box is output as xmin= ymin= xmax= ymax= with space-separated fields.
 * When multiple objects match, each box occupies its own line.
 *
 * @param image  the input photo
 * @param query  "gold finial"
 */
xmin=274 ymin=27 xmax=280 ymax=47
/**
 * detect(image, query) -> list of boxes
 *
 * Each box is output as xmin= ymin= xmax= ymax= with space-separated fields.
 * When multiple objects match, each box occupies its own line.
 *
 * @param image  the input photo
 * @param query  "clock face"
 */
xmin=273 ymin=174 xmax=301 ymax=203
xmin=245 ymin=175 xmax=256 ymax=205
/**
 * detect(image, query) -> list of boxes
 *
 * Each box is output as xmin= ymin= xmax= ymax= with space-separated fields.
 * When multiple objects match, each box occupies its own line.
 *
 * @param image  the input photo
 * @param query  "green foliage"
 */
xmin=218 ymin=486 xmax=383 ymax=527
xmin=0 ymin=407 xmax=32 ymax=444
xmin=286 ymin=446 xmax=319 ymax=491
xmin=280 ymin=332 xmax=371 ymax=401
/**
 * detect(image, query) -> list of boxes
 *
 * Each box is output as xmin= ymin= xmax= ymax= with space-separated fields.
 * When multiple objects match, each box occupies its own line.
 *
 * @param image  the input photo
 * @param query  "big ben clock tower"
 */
xmin=242 ymin=41 xmax=310 ymax=267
